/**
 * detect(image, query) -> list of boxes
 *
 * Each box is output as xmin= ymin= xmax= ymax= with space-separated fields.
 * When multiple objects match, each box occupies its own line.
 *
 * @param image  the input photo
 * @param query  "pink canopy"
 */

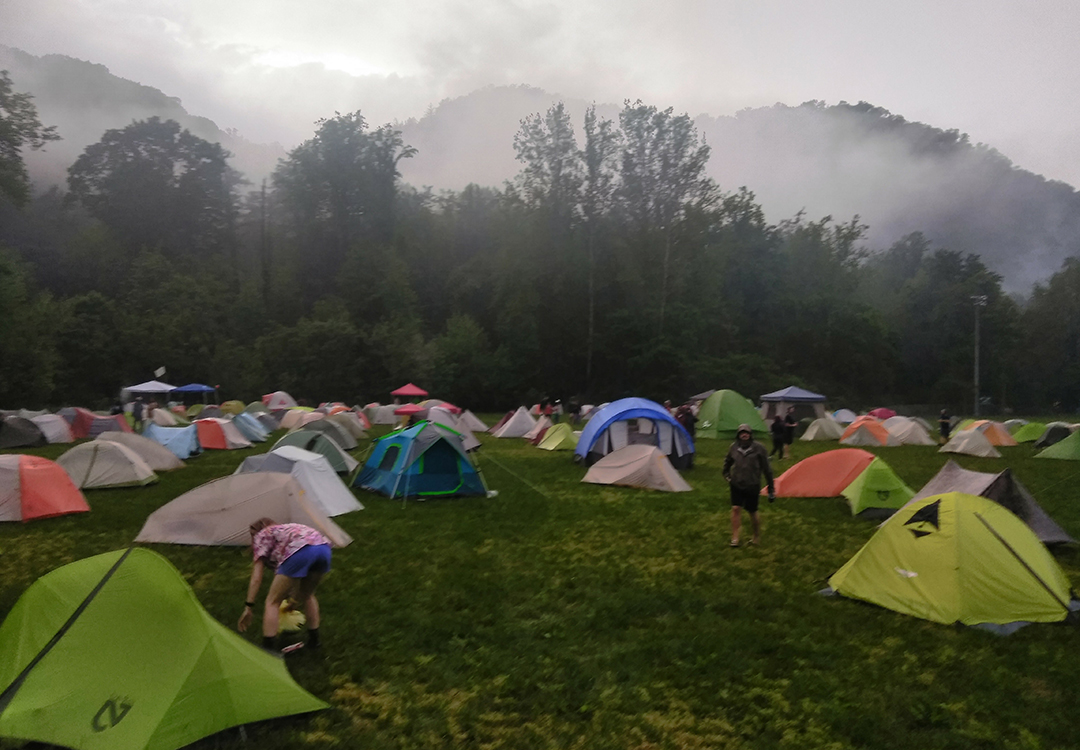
xmin=393 ymin=403 xmax=425 ymax=416
xmin=391 ymin=383 xmax=428 ymax=398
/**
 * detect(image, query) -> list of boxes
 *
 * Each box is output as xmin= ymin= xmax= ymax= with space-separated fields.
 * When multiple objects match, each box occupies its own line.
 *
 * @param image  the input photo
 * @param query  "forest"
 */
xmin=1 ymin=70 xmax=1079 ymax=414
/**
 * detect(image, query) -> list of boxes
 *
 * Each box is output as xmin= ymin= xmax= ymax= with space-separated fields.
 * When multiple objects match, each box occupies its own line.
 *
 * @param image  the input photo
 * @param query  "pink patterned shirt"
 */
xmin=252 ymin=524 xmax=330 ymax=568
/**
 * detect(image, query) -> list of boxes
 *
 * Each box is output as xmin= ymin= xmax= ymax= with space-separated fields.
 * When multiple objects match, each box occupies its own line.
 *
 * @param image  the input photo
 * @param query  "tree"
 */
xmin=0 ymin=248 xmax=61 ymax=406
xmin=0 ymin=70 xmax=60 ymax=207
xmin=67 ymin=117 xmax=239 ymax=261
xmin=513 ymin=102 xmax=581 ymax=241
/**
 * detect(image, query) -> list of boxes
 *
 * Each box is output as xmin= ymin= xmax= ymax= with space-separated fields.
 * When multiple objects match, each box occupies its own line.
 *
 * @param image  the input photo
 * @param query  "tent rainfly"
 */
xmin=0 ymin=455 xmax=89 ymax=522
xmin=272 ymin=431 xmax=358 ymax=474
xmin=235 ymin=446 xmax=364 ymax=516
xmin=96 ymin=432 xmax=185 ymax=472
xmin=30 ymin=414 xmax=74 ymax=444
xmin=770 ymin=449 xmax=876 ymax=498
xmin=262 ymin=390 xmax=298 ymax=411
xmin=491 ymin=407 xmax=537 ymax=439
xmin=355 ymin=421 xmax=486 ymax=499
xmin=582 ymin=445 xmax=691 ymax=492
xmin=800 ymin=418 xmax=844 ymax=442
xmin=57 ymin=441 xmax=158 ymax=489
xmin=142 ymin=424 xmax=202 ymax=460
xmin=576 ymin=398 xmax=695 ymax=468
xmin=940 ymin=429 xmax=1001 ymax=459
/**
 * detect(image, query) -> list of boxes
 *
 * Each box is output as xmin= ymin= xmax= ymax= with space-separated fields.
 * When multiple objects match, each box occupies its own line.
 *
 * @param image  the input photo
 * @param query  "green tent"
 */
xmin=828 ymin=492 xmax=1073 ymax=627
xmin=1011 ymin=421 xmax=1047 ymax=443
xmin=695 ymin=389 xmax=767 ymax=440
xmin=1035 ymin=430 xmax=1080 ymax=460
xmin=537 ymin=422 xmax=578 ymax=451
xmin=0 ymin=548 xmax=326 ymax=750
xmin=841 ymin=457 xmax=915 ymax=516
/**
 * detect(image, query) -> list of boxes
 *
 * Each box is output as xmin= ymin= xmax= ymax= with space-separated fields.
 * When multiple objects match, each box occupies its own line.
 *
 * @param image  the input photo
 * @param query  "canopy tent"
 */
xmin=771 ymin=449 xmax=876 ymax=498
xmin=391 ymin=382 xmax=429 ymax=398
xmin=57 ymin=441 xmax=158 ymax=489
xmin=96 ymin=432 xmax=185 ymax=472
xmin=273 ymin=431 xmax=358 ymax=474
xmin=136 ymin=473 xmax=352 ymax=547
xmin=840 ymin=457 xmax=914 ymax=517
xmin=911 ymin=460 xmax=1074 ymax=545
xmin=142 ymin=424 xmax=202 ymax=460
xmin=576 ymin=398 xmax=694 ymax=469
xmin=120 ymin=379 xmax=177 ymax=399
xmin=582 ymin=445 xmax=691 ymax=492
xmin=695 ymin=389 xmax=767 ymax=440
xmin=0 ymin=455 xmax=89 ymax=522
xmin=760 ymin=385 xmax=827 ymax=420
xmin=0 ymin=416 xmax=45 ymax=450
xmin=29 ymin=414 xmax=73 ymax=444
xmin=171 ymin=383 xmax=217 ymax=405
xmin=355 ymin=421 xmax=486 ymax=499
xmin=0 ymin=548 xmax=327 ymax=750
xmin=1035 ymin=430 xmax=1080 ymax=460
xmin=235 ymin=446 xmax=363 ymax=516
xmin=940 ymin=429 xmax=1001 ymax=458
xmin=826 ymin=493 xmax=1074 ymax=630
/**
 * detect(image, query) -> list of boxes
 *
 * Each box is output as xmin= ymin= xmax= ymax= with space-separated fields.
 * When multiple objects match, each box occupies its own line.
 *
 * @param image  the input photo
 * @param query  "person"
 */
xmin=542 ymin=400 xmax=553 ymax=421
xmin=553 ymin=400 xmax=563 ymax=423
xmin=722 ymin=424 xmax=775 ymax=547
xmin=769 ymin=414 xmax=785 ymax=458
xmin=569 ymin=398 xmax=581 ymax=426
xmin=939 ymin=409 xmax=951 ymax=442
xmin=132 ymin=397 xmax=145 ymax=431
xmin=783 ymin=406 xmax=798 ymax=459
xmin=238 ymin=518 xmax=331 ymax=653
xmin=676 ymin=403 xmax=697 ymax=438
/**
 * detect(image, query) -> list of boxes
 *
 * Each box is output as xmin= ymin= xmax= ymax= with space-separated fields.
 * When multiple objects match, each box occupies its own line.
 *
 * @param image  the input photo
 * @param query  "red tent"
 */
xmin=868 ymin=407 xmax=897 ymax=420
xmin=0 ymin=455 xmax=90 ymax=522
xmin=393 ymin=403 xmax=425 ymax=416
xmin=391 ymin=383 xmax=428 ymax=398
xmin=768 ymin=449 xmax=876 ymax=497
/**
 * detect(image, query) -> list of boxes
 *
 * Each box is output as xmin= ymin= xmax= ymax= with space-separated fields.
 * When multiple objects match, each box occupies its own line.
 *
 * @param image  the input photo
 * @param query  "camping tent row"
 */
xmin=55 ymin=433 xmax=188 ymax=490
xmin=802 ymin=415 xmax=936 ymax=445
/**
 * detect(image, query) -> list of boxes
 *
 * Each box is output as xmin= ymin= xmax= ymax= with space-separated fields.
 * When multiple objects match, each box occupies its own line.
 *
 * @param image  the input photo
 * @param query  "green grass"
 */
xmin=3 ymin=423 xmax=1080 ymax=749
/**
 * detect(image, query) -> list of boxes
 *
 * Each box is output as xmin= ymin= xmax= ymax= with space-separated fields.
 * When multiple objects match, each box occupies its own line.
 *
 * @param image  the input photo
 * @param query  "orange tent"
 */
xmin=0 ymin=455 xmax=90 ymax=522
xmin=769 ymin=448 xmax=876 ymax=497
xmin=967 ymin=420 xmax=1018 ymax=446
xmin=840 ymin=416 xmax=879 ymax=441
xmin=840 ymin=421 xmax=900 ymax=447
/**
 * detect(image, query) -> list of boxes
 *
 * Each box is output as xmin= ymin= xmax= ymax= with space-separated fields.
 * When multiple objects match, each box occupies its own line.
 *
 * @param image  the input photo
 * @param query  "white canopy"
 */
xmin=122 ymin=380 xmax=177 ymax=396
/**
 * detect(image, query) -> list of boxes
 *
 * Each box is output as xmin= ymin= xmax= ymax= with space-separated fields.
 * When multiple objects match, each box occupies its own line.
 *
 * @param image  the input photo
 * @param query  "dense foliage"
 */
xmin=0 ymin=93 xmax=1077 ymax=414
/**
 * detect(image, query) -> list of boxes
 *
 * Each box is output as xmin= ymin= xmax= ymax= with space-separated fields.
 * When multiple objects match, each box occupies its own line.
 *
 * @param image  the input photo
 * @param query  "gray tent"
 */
xmin=1035 ymin=422 xmax=1073 ymax=449
xmin=0 ymin=416 xmax=46 ymax=449
xmin=303 ymin=419 xmax=358 ymax=450
xmin=912 ymin=460 xmax=1075 ymax=545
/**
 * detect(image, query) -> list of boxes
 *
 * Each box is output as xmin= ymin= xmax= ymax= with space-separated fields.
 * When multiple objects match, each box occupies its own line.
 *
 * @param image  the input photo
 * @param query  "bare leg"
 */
xmin=263 ymin=574 xmax=296 ymax=638
xmin=730 ymin=506 xmax=742 ymax=544
xmin=751 ymin=512 xmax=761 ymax=545
xmin=296 ymin=571 xmax=325 ymax=630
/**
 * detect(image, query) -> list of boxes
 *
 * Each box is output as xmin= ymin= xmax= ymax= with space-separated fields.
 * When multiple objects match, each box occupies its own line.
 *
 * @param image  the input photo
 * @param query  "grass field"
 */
xmin=3 ymin=420 xmax=1080 ymax=749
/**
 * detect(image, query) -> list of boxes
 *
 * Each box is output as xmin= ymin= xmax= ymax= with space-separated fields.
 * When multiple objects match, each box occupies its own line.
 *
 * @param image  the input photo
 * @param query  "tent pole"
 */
xmin=974 ymin=512 xmax=1071 ymax=613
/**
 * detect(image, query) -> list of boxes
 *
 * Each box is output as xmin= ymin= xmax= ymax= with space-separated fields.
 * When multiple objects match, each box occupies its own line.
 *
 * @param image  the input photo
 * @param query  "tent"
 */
xmin=884 ymin=419 xmax=936 ymax=446
xmin=15 ymin=409 xmax=45 ymax=419
xmin=582 ymin=445 xmax=691 ymax=492
xmin=89 ymin=414 xmax=132 ymax=437
xmin=142 ymin=424 xmax=202 ymax=460
xmin=800 ymin=418 xmax=844 ymax=441
xmin=120 ymin=379 xmax=177 ymax=399
xmin=0 ymin=416 xmax=45 ymax=449
xmin=391 ymin=382 xmax=429 ymax=398
xmin=826 ymin=492 xmax=1074 ymax=629
xmin=0 ymin=548 xmax=326 ymax=750
xmin=840 ymin=457 xmax=914 ymax=516
xmin=1003 ymin=419 xmax=1028 ymax=433
xmin=281 ymin=409 xmax=323 ymax=431
xmin=186 ymin=403 xmax=205 ymax=418
xmin=194 ymin=418 xmax=252 ymax=450
xmin=368 ymin=404 xmax=399 ymax=425
xmin=1011 ymin=421 xmax=1047 ymax=443
xmin=245 ymin=401 xmax=269 ymax=415
xmin=537 ymin=423 xmax=578 ymax=451
xmin=491 ymin=406 xmax=537 ymax=438
xmin=1034 ymin=422 xmax=1073 ymax=449
xmin=695 ymin=389 xmax=767 ymax=440
xmin=354 ymin=421 xmax=486 ymax=499
xmin=966 ymin=420 xmax=1018 ymax=446
xmin=868 ymin=407 xmax=897 ymax=419
xmin=57 ymin=441 xmax=157 ymax=489
xmin=219 ymin=399 xmax=245 ymax=415
xmin=30 ymin=414 xmax=73 ymax=444
xmin=96 ymin=432 xmax=185 ymax=472
xmin=235 ymin=446 xmax=364 ymax=516
xmin=0 ymin=455 xmax=89 ymax=522
xmin=231 ymin=412 xmax=270 ymax=443
xmin=262 ymin=390 xmax=298 ymax=410
xmin=195 ymin=405 xmax=224 ymax=420
xmin=940 ymin=429 xmax=1001 ymax=458
xmin=255 ymin=413 xmax=280 ymax=432
xmin=303 ymin=418 xmax=358 ymax=450
xmin=328 ymin=412 xmax=368 ymax=440
xmin=1035 ymin=430 xmax=1080 ymax=460
xmin=459 ymin=410 xmax=488 ymax=432
xmin=136 ymin=473 xmax=352 ymax=547
xmin=840 ymin=422 xmax=901 ymax=447
xmin=488 ymin=411 xmax=512 ymax=433
xmin=576 ymin=398 xmax=695 ymax=469
xmin=912 ymin=460 xmax=1074 ymax=545
xmin=771 ymin=449 xmax=876 ymax=497
xmin=524 ymin=415 xmax=552 ymax=442
xmin=832 ymin=408 xmax=858 ymax=424
xmin=273 ymin=431 xmax=358 ymax=474
xmin=150 ymin=407 xmax=179 ymax=426
xmin=57 ymin=407 xmax=95 ymax=439
xmin=421 ymin=407 xmax=480 ymax=451
xmin=759 ymin=385 xmax=827 ymax=421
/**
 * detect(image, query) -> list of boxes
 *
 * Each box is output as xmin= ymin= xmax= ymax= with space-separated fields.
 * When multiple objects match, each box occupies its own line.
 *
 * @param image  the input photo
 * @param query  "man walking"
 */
xmin=723 ymin=424 xmax=775 ymax=547
xmin=783 ymin=406 xmax=798 ymax=458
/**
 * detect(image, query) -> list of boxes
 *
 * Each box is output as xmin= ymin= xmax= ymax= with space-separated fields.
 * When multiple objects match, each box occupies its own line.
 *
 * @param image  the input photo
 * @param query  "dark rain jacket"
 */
xmin=723 ymin=439 xmax=775 ymax=493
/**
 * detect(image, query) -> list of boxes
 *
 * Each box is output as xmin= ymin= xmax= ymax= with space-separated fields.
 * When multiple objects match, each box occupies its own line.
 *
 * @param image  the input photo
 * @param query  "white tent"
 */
xmin=264 ymin=391 xmax=298 ymax=410
xmin=57 ymin=441 xmax=158 ymax=489
xmin=427 ymin=407 xmax=480 ymax=451
xmin=832 ymin=408 xmax=858 ymax=424
xmin=30 ymin=414 xmax=73 ymax=444
xmin=840 ymin=425 xmax=901 ymax=447
xmin=328 ymin=412 xmax=368 ymax=439
xmin=524 ymin=415 xmax=552 ymax=441
xmin=885 ymin=419 xmax=936 ymax=446
xmin=96 ymin=432 xmax=185 ymax=471
xmin=121 ymin=380 xmax=177 ymax=399
xmin=940 ymin=428 xmax=1001 ymax=458
xmin=491 ymin=406 xmax=537 ymax=438
xmin=151 ymin=408 xmax=179 ymax=426
xmin=801 ymin=417 xmax=844 ymax=441
xmin=459 ymin=410 xmax=488 ymax=432
xmin=234 ymin=446 xmax=363 ymax=516
xmin=582 ymin=445 xmax=691 ymax=492
xmin=280 ymin=410 xmax=322 ymax=431
xmin=369 ymin=405 xmax=399 ymax=425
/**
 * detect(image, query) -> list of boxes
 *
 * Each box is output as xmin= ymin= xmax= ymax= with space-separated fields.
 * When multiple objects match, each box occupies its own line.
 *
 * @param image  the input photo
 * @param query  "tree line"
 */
xmin=1 ymin=71 xmax=1078 ymax=414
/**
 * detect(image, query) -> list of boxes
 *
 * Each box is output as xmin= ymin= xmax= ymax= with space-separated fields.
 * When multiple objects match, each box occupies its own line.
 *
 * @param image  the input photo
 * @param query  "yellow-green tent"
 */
xmin=840 ymin=457 xmax=914 ymax=516
xmin=695 ymin=389 xmax=767 ymax=440
xmin=537 ymin=423 xmax=578 ymax=451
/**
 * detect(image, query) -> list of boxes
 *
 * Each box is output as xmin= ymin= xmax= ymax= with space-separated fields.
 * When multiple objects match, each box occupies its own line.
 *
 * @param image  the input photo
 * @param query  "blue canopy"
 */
xmin=575 ymin=398 xmax=694 ymax=467
xmin=171 ymin=383 xmax=216 ymax=393
xmin=760 ymin=386 xmax=826 ymax=402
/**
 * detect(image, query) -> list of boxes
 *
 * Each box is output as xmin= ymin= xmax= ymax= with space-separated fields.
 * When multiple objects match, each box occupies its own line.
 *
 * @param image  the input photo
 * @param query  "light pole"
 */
xmin=972 ymin=295 xmax=988 ymax=417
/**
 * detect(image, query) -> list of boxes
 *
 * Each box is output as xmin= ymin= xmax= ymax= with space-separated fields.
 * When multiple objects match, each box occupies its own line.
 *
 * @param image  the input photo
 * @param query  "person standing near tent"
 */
xmin=723 ymin=424 xmax=775 ymax=547
xmin=239 ymin=518 xmax=331 ymax=653
xmin=939 ymin=409 xmax=951 ymax=442
xmin=132 ymin=397 xmax=145 ymax=431
xmin=783 ymin=406 xmax=797 ymax=458
xmin=769 ymin=414 xmax=785 ymax=459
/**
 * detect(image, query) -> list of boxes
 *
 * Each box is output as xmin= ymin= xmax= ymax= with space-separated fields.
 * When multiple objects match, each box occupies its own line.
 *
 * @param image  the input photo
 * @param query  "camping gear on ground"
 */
xmin=194 ymin=418 xmax=252 ymax=450
xmin=0 ymin=416 xmax=45 ymax=449
xmin=759 ymin=385 xmax=828 ymax=421
xmin=57 ymin=441 xmax=157 ymax=489
xmin=576 ymin=398 xmax=695 ymax=468
xmin=96 ymin=432 xmax=185 ymax=471
xmin=142 ymin=423 xmax=202 ymax=460
xmin=582 ymin=445 xmax=691 ymax=492
xmin=1035 ymin=423 xmax=1075 ymax=450
xmin=825 ymin=492 xmax=1075 ymax=631
xmin=29 ymin=414 xmax=73 ymax=444
xmin=355 ymin=420 xmax=486 ymax=499
xmin=459 ymin=410 xmax=488 ymax=432
xmin=262 ymin=390 xmax=298 ymax=410
xmin=832 ymin=408 xmax=858 ymax=424
xmin=273 ymin=431 xmax=358 ymax=474
xmin=491 ymin=406 xmax=537 ymax=438
xmin=840 ymin=421 xmax=901 ymax=447
xmin=524 ymin=416 xmax=552 ymax=442
xmin=0 ymin=455 xmax=89 ymax=521
xmin=912 ymin=460 xmax=1074 ymax=545
xmin=1011 ymin=421 xmax=1047 ymax=443
xmin=0 ymin=548 xmax=326 ymax=750
xmin=235 ymin=445 xmax=363 ymax=516
xmin=800 ymin=417 xmax=844 ymax=441
xmin=391 ymin=383 xmax=429 ymax=398
xmin=840 ymin=457 xmax=914 ymax=516
xmin=136 ymin=473 xmax=352 ymax=547
xmin=537 ymin=423 xmax=578 ymax=451
xmin=771 ymin=449 xmax=876 ymax=497
xmin=695 ymin=389 xmax=767 ymax=440
xmin=1035 ymin=430 xmax=1080 ymax=460
xmin=231 ymin=411 xmax=270 ymax=442
xmin=940 ymin=429 xmax=1001 ymax=458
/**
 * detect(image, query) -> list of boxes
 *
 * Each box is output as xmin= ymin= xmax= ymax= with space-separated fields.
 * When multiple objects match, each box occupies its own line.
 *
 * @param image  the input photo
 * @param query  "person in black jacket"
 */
xmin=722 ymin=424 xmax=775 ymax=547
xmin=769 ymin=414 xmax=785 ymax=458
xmin=783 ymin=406 xmax=798 ymax=458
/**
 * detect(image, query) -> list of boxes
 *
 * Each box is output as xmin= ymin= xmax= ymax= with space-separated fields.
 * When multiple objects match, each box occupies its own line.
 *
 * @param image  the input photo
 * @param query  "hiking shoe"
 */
xmin=281 ymin=642 xmax=305 ymax=655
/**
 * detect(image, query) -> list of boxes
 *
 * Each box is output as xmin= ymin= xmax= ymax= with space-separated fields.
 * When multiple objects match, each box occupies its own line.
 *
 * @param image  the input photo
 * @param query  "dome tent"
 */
xmin=840 ymin=457 xmax=914 ymax=517
xmin=582 ymin=445 xmax=691 ymax=492
xmin=272 ymin=430 xmax=358 ymax=474
xmin=695 ymin=389 xmax=767 ymax=440
xmin=96 ymin=432 xmax=185 ymax=472
xmin=771 ymin=449 xmax=876 ymax=498
xmin=355 ymin=421 xmax=486 ymax=500
xmin=575 ymin=398 xmax=694 ymax=468
xmin=0 ymin=455 xmax=89 ymax=522
xmin=235 ymin=445 xmax=363 ymax=516
xmin=56 ymin=441 xmax=157 ymax=489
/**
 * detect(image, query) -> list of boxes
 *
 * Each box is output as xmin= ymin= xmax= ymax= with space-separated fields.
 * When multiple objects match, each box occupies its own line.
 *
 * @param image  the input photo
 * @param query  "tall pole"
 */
xmin=972 ymin=295 xmax=988 ymax=417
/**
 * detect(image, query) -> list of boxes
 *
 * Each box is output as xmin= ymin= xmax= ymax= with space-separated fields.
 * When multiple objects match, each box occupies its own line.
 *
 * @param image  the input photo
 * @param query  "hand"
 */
xmin=238 ymin=606 xmax=253 ymax=632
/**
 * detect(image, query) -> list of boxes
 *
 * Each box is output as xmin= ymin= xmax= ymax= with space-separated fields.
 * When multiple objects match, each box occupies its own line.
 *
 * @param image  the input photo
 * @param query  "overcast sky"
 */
xmin=4 ymin=0 xmax=1080 ymax=187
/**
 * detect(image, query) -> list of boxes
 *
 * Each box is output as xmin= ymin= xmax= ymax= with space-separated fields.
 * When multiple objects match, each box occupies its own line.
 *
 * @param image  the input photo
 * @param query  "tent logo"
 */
xmin=904 ymin=499 xmax=941 ymax=539
xmin=876 ymin=490 xmax=891 ymax=502
xmin=92 ymin=697 xmax=133 ymax=732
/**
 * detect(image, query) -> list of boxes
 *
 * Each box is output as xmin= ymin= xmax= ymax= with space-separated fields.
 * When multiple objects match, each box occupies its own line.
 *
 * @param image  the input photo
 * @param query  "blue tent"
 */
xmin=170 ymin=383 xmax=216 ymax=393
xmin=232 ymin=412 xmax=269 ymax=443
xmin=142 ymin=423 xmax=202 ymax=460
xmin=354 ymin=421 xmax=486 ymax=499
xmin=575 ymin=398 xmax=694 ymax=468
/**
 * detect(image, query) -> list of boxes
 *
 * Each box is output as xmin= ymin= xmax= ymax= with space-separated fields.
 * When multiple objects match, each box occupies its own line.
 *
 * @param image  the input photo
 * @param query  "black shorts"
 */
xmin=730 ymin=485 xmax=760 ymax=513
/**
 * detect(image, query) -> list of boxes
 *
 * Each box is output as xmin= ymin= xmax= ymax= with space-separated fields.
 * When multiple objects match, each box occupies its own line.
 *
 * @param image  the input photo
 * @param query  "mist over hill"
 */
xmin=5 ymin=45 xmax=1079 ymax=290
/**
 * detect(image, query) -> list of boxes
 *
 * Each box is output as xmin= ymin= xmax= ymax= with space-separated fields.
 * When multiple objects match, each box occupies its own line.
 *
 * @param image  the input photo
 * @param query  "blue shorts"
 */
xmin=277 ymin=544 xmax=332 ymax=577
